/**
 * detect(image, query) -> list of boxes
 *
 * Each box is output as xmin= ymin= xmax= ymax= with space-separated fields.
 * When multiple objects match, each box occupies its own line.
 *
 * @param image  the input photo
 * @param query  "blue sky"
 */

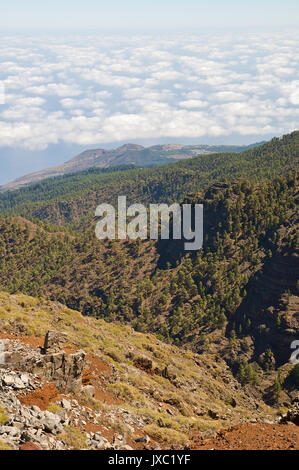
xmin=0 ymin=0 xmax=298 ymax=31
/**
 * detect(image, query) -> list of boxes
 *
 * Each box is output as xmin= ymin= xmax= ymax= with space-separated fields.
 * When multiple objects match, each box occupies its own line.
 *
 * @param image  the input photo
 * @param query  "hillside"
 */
xmin=1 ymin=291 xmax=287 ymax=450
xmin=0 ymin=131 xmax=298 ymax=451
xmin=0 ymin=170 xmax=298 ymax=404
xmin=0 ymin=131 xmax=297 ymax=230
xmin=0 ymin=141 xmax=263 ymax=193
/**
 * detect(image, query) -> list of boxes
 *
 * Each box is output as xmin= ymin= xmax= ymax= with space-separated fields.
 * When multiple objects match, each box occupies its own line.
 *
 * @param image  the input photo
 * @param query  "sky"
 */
xmin=0 ymin=0 xmax=298 ymax=31
xmin=0 ymin=1 xmax=298 ymax=184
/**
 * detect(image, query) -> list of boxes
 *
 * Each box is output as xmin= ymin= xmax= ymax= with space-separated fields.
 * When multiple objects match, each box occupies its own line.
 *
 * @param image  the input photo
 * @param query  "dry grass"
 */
xmin=0 ymin=290 xmax=274 ymax=440
xmin=0 ymin=405 xmax=8 ymax=425
xmin=59 ymin=426 xmax=87 ymax=450
xmin=144 ymin=424 xmax=189 ymax=446
xmin=0 ymin=440 xmax=13 ymax=450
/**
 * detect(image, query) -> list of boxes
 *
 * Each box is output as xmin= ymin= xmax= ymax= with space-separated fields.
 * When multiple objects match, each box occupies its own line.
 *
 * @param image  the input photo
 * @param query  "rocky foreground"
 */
xmin=0 ymin=330 xmax=298 ymax=451
xmin=0 ymin=292 xmax=298 ymax=451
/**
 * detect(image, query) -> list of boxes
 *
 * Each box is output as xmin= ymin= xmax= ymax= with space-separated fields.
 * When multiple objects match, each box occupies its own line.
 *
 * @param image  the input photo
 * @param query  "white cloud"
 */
xmin=0 ymin=31 xmax=298 ymax=150
xmin=179 ymin=99 xmax=208 ymax=109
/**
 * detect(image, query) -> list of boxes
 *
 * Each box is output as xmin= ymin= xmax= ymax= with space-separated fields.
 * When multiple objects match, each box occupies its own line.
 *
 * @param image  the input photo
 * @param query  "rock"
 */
xmin=2 ymin=334 xmax=86 ymax=394
xmin=21 ymin=429 xmax=38 ymax=443
xmin=41 ymin=412 xmax=63 ymax=434
xmin=162 ymin=365 xmax=177 ymax=381
xmin=0 ymin=426 xmax=20 ymax=436
xmin=13 ymin=377 xmax=26 ymax=389
xmin=20 ymin=374 xmax=29 ymax=385
xmin=82 ymin=385 xmax=95 ymax=397
xmin=133 ymin=356 xmax=153 ymax=372
xmin=113 ymin=434 xmax=126 ymax=447
xmin=208 ymin=409 xmax=219 ymax=420
xmin=230 ymin=397 xmax=237 ymax=408
xmin=3 ymin=374 xmax=16 ymax=387
xmin=43 ymin=330 xmax=67 ymax=353
xmin=19 ymin=441 xmax=41 ymax=450
xmin=135 ymin=435 xmax=150 ymax=444
xmin=284 ymin=401 xmax=299 ymax=425
xmin=60 ymin=398 xmax=72 ymax=411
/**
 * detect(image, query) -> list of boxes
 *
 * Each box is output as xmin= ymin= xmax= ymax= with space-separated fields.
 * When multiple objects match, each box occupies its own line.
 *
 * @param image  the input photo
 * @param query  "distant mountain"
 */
xmin=0 ymin=141 xmax=264 ymax=192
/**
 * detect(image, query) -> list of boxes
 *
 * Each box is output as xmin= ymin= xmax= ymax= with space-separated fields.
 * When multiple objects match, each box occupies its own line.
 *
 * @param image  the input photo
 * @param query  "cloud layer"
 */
xmin=0 ymin=32 xmax=298 ymax=150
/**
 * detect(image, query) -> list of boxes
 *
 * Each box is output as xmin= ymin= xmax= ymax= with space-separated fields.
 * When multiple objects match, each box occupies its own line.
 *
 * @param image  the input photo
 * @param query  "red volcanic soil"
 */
xmin=191 ymin=423 xmax=299 ymax=450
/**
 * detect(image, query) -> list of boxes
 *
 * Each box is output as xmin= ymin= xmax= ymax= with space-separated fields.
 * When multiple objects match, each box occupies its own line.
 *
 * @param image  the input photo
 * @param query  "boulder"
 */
xmin=60 ymin=398 xmax=72 ymax=411
xmin=82 ymin=385 xmax=95 ymax=397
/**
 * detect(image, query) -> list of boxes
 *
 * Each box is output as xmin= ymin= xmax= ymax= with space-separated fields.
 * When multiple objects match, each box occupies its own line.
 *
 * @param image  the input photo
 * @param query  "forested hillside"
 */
xmin=0 ymin=171 xmax=297 ymax=394
xmin=0 ymin=131 xmax=297 ymax=230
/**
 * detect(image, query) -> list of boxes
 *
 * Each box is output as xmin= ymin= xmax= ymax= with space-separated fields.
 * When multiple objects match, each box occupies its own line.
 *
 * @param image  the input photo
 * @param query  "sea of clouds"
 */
xmin=0 ymin=31 xmax=298 ymax=151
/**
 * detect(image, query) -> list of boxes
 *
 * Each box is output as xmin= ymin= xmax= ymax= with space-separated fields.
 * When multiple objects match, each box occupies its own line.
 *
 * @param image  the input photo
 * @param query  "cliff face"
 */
xmin=2 ymin=331 xmax=86 ymax=394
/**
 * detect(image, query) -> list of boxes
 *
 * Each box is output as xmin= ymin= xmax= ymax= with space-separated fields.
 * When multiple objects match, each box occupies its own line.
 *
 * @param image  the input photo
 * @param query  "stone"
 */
xmin=230 ymin=397 xmax=237 ymax=408
xmin=208 ymin=409 xmax=219 ymax=420
xmin=285 ymin=401 xmax=299 ymax=425
xmin=42 ymin=412 xmax=63 ymax=434
xmin=12 ymin=377 xmax=26 ymax=389
xmin=61 ymin=398 xmax=72 ymax=411
xmin=133 ymin=356 xmax=153 ymax=372
xmin=3 ymin=374 xmax=15 ymax=387
xmin=82 ymin=385 xmax=95 ymax=397
xmin=135 ymin=435 xmax=150 ymax=444
xmin=162 ymin=365 xmax=177 ymax=381
xmin=0 ymin=426 xmax=19 ymax=436
xmin=2 ymin=333 xmax=86 ymax=394
xmin=43 ymin=330 xmax=68 ymax=353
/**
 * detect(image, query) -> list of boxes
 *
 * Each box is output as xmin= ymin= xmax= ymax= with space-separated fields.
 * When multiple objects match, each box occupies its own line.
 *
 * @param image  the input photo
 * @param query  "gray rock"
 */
xmin=82 ymin=385 xmax=95 ymax=397
xmin=44 ymin=330 xmax=67 ymax=353
xmin=162 ymin=365 xmax=177 ymax=381
xmin=61 ymin=398 xmax=72 ymax=411
xmin=42 ymin=412 xmax=63 ymax=434
xmin=135 ymin=435 xmax=150 ymax=443
xmin=3 ymin=374 xmax=16 ymax=387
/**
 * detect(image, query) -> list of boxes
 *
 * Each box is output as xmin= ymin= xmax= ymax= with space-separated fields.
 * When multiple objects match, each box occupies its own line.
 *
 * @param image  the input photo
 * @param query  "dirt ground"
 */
xmin=191 ymin=423 xmax=299 ymax=450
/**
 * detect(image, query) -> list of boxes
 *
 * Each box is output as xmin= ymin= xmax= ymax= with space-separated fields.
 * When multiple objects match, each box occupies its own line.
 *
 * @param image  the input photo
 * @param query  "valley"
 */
xmin=0 ymin=131 xmax=298 ymax=450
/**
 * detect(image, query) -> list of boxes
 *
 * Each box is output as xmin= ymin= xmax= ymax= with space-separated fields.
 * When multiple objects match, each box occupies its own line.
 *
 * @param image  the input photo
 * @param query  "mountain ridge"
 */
xmin=0 ymin=141 xmax=264 ymax=193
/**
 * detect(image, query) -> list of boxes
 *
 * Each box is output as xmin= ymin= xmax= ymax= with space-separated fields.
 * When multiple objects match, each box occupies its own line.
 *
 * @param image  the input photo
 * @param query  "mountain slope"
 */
xmin=0 ymin=141 xmax=264 ymax=192
xmin=0 ymin=170 xmax=297 ymax=402
xmin=0 ymin=131 xmax=297 ymax=230
xmin=0 ymin=131 xmax=298 ymax=415
xmin=0 ymin=291 xmax=278 ymax=450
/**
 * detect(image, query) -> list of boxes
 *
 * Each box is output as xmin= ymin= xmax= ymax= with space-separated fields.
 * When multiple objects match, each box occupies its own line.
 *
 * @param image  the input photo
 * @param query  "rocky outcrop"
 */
xmin=43 ymin=330 xmax=67 ymax=354
xmin=1 ymin=331 xmax=86 ymax=393
xmin=281 ymin=399 xmax=299 ymax=426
